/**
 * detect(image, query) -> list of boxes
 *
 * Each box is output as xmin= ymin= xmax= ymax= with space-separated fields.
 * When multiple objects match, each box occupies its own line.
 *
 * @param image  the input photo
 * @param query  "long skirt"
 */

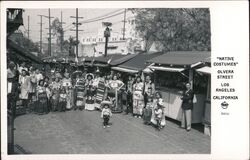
xmin=50 ymin=92 xmax=59 ymax=111
xmin=76 ymin=88 xmax=85 ymax=107
xmin=143 ymin=107 xmax=152 ymax=124
xmin=133 ymin=91 xmax=144 ymax=116
xmin=85 ymin=90 xmax=95 ymax=111
xmin=95 ymin=81 xmax=106 ymax=109
xmin=35 ymin=92 xmax=48 ymax=114
xmin=66 ymin=89 xmax=73 ymax=110
xmin=58 ymin=99 xmax=66 ymax=112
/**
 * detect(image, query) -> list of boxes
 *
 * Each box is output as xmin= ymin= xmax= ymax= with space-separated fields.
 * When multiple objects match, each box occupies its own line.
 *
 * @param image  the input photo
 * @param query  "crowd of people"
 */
xmin=7 ymin=61 xmax=193 ymax=131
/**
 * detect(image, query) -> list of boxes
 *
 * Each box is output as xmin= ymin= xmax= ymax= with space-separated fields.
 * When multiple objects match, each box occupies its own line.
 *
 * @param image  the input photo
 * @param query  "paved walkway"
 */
xmin=14 ymin=110 xmax=210 ymax=154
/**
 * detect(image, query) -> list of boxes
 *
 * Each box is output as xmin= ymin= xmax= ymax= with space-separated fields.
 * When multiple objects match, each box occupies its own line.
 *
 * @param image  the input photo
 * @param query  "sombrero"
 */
xmin=100 ymin=101 xmax=112 ymax=108
xmin=85 ymin=73 xmax=94 ymax=80
xmin=72 ymin=70 xmax=82 ymax=78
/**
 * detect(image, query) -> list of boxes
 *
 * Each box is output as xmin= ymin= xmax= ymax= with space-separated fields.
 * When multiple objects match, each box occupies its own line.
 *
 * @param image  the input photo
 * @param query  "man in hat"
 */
xmin=180 ymin=82 xmax=194 ymax=132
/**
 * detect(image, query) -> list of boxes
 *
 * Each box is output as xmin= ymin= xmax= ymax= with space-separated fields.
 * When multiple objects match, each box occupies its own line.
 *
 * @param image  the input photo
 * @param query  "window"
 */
xmin=155 ymin=70 xmax=186 ymax=90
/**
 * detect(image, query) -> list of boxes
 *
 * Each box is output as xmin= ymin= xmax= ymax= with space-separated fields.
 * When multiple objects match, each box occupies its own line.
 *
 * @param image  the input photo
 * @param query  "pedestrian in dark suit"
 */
xmin=180 ymin=82 xmax=194 ymax=132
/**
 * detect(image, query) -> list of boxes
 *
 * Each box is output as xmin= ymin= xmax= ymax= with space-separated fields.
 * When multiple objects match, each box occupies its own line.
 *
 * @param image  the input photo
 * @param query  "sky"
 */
xmin=21 ymin=8 xmax=133 ymax=43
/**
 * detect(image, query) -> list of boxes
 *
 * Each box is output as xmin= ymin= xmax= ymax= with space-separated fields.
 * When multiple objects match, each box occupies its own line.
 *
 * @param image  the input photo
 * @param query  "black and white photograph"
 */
xmin=6 ymin=7 xmax=211 ymax=154
xmin=1 ymin=1 xmax=249 ymax=160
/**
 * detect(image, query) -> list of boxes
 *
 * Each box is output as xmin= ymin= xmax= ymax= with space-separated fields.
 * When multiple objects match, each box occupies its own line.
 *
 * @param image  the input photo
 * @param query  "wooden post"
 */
xmin=189 ymin=69 xmax=194 ymax=90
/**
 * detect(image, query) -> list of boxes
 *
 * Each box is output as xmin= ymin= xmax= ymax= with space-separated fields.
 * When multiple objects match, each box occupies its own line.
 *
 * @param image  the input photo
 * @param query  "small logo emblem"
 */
xmin=221 ymin=101 xmax=229 ymax=109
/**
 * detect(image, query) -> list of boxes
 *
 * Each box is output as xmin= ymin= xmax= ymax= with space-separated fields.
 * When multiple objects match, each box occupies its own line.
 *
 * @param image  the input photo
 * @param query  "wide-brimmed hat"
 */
xmin=100 ymin=101 xmax=112 ymax=108
xmin=85 ymin=73 xmax=94 ymax=80
xmin=72 ymin=70 xmax=82 ymax=78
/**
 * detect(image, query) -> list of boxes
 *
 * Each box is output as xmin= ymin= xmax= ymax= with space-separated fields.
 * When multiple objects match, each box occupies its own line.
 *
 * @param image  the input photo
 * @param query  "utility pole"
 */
xmin=48 ymin=9 xmax=52 ymax=56
xmin=27 ymin=15 xmax=30 ymax=39
xmin=60 ymin=11 xmax=65 ymax=53
xmin=70 ymin=8 xmax=83 ymax=58
xmin=43 ymin=9 xmax=54 ymax=57
xmin=37 ymin=15 xmax=44 ymax=53
xmin=122 ymin=9 xmax=126 ymax=40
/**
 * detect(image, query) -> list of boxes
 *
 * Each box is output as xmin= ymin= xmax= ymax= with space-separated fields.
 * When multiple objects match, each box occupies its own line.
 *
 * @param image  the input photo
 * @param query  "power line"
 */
xmin=64 ymin=10 xmax=125 ymax=32
xmin=63 ymin=9 xmax=123 ymax=30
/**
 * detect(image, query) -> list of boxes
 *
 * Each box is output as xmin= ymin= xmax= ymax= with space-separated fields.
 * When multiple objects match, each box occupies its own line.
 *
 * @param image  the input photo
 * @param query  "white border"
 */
xmin=1 ymin=1 xmax=249 ymax=160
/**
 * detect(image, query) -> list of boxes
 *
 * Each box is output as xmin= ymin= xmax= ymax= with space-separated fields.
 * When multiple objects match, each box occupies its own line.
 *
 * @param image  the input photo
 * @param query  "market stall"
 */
xmin=195 ymin=62 xmax=211 ymax=136
xmin=147 ymin=51 xmax=211 ymax=124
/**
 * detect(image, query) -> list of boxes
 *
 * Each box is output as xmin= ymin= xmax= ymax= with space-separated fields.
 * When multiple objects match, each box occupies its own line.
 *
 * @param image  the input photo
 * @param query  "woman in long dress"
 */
xmin=61 ymin=72 xmax=73 ymax=110
xmin=35 ymin=80 xmax=49 ymax=114
xmin=75 ymin=74 xmax=85 ymax=110
xmin=107 ymin=74 xmax=124 ymax=112
xmin=151 ymin=91 xmax=166 ymax=128
xmin=93 ymin=71 xmax=106 ymax=110
xmin=132 ymin=76 xmax=144 ymax=118
xmin=50 ymin=77 xmax=61 ymax=111
xmin=19 ymin=69 xmax=31 ymax=113
xmin=85 ymin=73 xmax=95 ymax=111
xmin=29 ymin=67 xmax=38 ymax=112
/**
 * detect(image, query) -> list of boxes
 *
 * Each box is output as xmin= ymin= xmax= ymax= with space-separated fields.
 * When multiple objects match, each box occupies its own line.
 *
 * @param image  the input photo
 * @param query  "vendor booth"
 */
xmin=195 ymin=62 xmax=211 ymax=136
xmin=147 ymin=51 xmax=211 ymax=125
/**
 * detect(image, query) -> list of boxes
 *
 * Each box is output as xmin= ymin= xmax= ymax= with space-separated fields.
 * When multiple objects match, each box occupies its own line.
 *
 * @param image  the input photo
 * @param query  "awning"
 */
xmin=196 ymin=66 xmax=211 ymax=75
xmin=8 ymin=39 xmax=42 ymax=63
xmin=112 ymin=66 xmax=139 ymax=74
xmin=147 ymin=51 xmax=211 ymax=66
xmin=149 ymin=66 xmax=185 ymax=72
xmin=116 ymin=52 xmax=163 ymax=71
xmin=110 ymin=53 xmax=138 ymax=66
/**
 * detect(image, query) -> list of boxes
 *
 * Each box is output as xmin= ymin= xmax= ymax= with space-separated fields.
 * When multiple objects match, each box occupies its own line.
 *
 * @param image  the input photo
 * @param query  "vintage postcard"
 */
xmin=1 ymin=1 xmax=249 ymax=160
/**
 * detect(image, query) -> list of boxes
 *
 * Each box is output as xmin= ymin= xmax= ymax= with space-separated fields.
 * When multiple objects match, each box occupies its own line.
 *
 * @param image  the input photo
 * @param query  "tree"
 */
xmin=67 ymin=36 xmax=76 ymax=57
xmin=130 ymin=8 xmax=211 ymax=51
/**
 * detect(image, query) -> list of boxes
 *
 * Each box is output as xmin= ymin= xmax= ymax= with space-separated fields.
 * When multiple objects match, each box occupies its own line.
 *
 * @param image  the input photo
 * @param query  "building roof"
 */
xmin=110 ymin=53 xmax=138 ymax=66
xmin=147 ymin=51 xmax=211 ymax=66
xmin=116 ymin=52 xmax=163 ymax=71
xmin=8 ymin=39 xmax=42 ymax=63
xmin=94 ymin=54 xmax=126 ymax=63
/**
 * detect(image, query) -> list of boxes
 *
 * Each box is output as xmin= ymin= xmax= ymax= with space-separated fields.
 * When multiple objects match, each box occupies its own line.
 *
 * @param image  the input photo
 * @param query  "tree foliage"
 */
xmin=130 ymin=8 xmax=211 ymax=51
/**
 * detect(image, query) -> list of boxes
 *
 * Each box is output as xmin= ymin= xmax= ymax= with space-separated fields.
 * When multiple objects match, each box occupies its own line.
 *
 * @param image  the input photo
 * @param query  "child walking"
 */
xmin=101 ymin=101 xmax=112 ymax=128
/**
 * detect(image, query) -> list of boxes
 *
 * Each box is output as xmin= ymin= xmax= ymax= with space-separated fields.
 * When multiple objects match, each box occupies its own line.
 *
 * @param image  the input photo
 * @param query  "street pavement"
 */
xmin=14 ymin=110 xmax=210 ymax=154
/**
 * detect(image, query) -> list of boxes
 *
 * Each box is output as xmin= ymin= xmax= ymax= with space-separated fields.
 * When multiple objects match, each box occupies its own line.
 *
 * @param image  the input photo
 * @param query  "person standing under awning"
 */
xmin=180 ymin=82 xmax=194 ymax=132
xmin=143 ymin=75 xmax=155 ymax=106
xmin=132 ymin=76 xmax=144 ymax=118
